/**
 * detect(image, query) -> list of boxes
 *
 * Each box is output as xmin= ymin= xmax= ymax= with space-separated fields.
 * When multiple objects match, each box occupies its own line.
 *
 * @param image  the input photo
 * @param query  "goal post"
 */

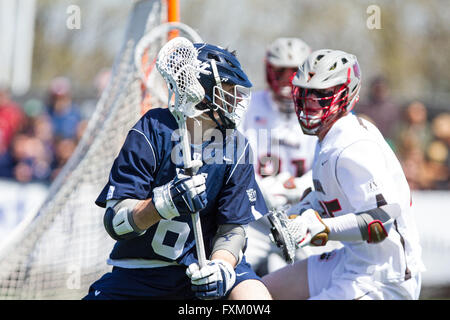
xmin=0 ymin=0 xmax=202 ymax=300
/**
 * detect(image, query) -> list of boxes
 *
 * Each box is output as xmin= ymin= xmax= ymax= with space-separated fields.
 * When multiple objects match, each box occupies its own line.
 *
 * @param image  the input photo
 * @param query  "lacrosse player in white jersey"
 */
xmin=240 ymin=38 xmax=323 ymax=275
xmin=262 ymin=49 xmax=425 ymax=300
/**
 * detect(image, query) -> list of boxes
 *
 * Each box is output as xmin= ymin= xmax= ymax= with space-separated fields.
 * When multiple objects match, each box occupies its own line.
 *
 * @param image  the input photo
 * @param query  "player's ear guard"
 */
xmin=104 ymin=206 xmax=146 ymax=241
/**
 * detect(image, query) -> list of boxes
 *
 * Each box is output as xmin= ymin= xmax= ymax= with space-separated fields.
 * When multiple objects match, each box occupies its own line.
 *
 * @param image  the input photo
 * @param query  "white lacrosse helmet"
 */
xmin=291 ymin=49 xmax=362 ymax=135
xmin=266 ymin=38 xmax=311 ymax=108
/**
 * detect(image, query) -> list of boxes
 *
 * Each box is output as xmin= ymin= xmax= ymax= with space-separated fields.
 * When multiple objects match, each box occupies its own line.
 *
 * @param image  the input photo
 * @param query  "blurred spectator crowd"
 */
xmin=0 ymin=71 xmax=110 ymax=184
xmin=0 ymin=74 xmax=448 ymax=190
xmin=357 ymin=77 xmax=450 ymax=190
xmin=0 ymin=77 xmax=85 ymax=183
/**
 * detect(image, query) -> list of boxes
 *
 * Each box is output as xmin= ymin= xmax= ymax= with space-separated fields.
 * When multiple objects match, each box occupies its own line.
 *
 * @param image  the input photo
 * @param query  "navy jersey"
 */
xmin=96 ymin=108 xmax=267 ymax=267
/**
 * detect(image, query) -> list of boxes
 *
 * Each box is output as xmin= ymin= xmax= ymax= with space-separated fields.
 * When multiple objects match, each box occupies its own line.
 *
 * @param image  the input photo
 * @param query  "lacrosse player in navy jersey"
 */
xmin=83 ymin=43 xmax=272 ymax=300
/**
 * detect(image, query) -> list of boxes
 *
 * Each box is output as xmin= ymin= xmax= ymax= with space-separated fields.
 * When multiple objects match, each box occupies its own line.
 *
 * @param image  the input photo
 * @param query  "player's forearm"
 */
xmin=324 ymin=214 xmax=363 ymax=242
xmin=132 ymin=198 xmax=162 ymax=230
xmin=210 ymin=224 xmax=247 ymax=268
xmin=211 ymin=250 xmax=238 ymax=268
xmin=324 ymin=204 xmax=399 ymax=243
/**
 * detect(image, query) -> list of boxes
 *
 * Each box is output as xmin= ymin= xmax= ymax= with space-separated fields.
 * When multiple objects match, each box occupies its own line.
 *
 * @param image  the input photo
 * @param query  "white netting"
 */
xmin=0 ymin=0 xmax=200 ymax=300
xmin=156 ymin=37 xmax=205 ymax=111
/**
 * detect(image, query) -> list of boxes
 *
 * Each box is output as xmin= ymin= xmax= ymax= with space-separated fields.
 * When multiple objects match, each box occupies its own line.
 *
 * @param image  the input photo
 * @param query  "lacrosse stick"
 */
xmin=156 ymin=36 xmax=208 ymax=268
xmin=268 ymin=208 xmax=297 ymax=264
xmin=135 ymin=22 xmax=203 ymax=110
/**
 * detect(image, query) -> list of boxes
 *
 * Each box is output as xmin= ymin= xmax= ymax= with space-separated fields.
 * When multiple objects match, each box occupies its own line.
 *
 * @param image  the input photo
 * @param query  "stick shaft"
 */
xmin=191 ymin=213 xmax=207 ymax=268
xmin=178 ymin=117 xmax=207 ymax=268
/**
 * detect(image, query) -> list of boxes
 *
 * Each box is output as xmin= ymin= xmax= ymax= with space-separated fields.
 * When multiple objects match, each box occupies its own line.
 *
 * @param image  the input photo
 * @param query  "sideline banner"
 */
xmin=0 ymin=179 xmax=48 ymax=242
xmin=412 ymin=190 xmax=450 ymax=286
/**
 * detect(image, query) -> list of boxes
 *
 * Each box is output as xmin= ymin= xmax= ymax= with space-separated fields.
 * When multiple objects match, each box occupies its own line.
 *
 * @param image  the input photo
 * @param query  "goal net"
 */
xmin=0 ymin=0 xmax=202 ymax=300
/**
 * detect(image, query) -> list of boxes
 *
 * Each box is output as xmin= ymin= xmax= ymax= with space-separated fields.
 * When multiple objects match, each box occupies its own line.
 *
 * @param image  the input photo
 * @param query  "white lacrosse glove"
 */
xmin=152 ymin=161 xmax=208 ymax=220
xmin=287 ymin=209 xmax=330 ymax=247
xmin=186 ymin=259 xmax=236 ymax=300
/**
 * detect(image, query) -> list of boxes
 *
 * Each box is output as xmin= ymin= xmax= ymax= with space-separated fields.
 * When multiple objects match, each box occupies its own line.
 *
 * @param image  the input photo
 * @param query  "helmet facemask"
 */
xmin=265 ymin=38 xmax=311 ymax=114
xmin=293 ymin=82 xmax=351 ymax=135
xmin=212 ymin=83 xmax=251 ymax=129
xmin=266 ymin=63 xmax=298 ymax=113
xmin=203 ymin=58 xmax=251 ymax=130
xmin=291 ymin=49 xmax=362 ymax=136
xmin=194 ymin=43 xmax=253 ymax=132
xmin=266 ymin=62 xmax=298 ymax=97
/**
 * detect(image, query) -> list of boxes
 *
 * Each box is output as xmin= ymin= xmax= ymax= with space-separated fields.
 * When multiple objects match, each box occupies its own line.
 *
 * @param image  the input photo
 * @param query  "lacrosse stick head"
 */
xmin=156 ymin=37 xmax=206 ymax=118
xmin=135 ymin=22 xmax=204 ymax=113
xmin=268 ymin=209 xmax=297 ymax=264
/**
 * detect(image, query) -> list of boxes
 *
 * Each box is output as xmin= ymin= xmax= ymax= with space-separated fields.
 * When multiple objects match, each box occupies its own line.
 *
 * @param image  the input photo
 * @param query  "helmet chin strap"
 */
xmin=300 ymin=104 xmax=344 ymax=136
xmin=205 ymin=107 xmax=234 ymax=134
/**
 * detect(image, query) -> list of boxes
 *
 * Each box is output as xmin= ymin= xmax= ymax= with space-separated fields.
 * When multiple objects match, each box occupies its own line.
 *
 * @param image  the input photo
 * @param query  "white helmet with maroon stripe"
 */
xmin=291 ymin=49 xmax=362 ymax=135
xmin=265 ymin=38 xmax=311 ymax=112
xmin=266 ymin=37 xmax=311 ymax=68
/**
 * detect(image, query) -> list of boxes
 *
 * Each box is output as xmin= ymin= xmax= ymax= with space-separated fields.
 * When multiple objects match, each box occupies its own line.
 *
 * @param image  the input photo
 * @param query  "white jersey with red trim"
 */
xmin=242 ymin=90 xmax=317 ymax=178
xmin=241 ymin=90 xmax=325 ymax=274
xmin=240 ymin=90 xmax=318 ymax=208
xmin=311 ymin=113 xmax=425 ymax=282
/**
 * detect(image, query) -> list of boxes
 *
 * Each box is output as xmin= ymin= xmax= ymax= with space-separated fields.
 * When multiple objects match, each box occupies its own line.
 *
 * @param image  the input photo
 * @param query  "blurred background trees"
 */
xmin=24 ymin=0 xmax=449 ymax=112
xmin=0 ymin=0 xmax=448 ymax=189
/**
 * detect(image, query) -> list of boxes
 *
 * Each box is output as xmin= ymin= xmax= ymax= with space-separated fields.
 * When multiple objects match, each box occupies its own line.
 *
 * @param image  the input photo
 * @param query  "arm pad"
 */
xmin=103 ymin=199 xmax=146 ymax=241
xmin=326 ymin=203 xmax=400 ymax=244
xmin=211 ymin=224 xmax=247 ymax=264
xmin=356 ymin=204 xmax=400 ymax=243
